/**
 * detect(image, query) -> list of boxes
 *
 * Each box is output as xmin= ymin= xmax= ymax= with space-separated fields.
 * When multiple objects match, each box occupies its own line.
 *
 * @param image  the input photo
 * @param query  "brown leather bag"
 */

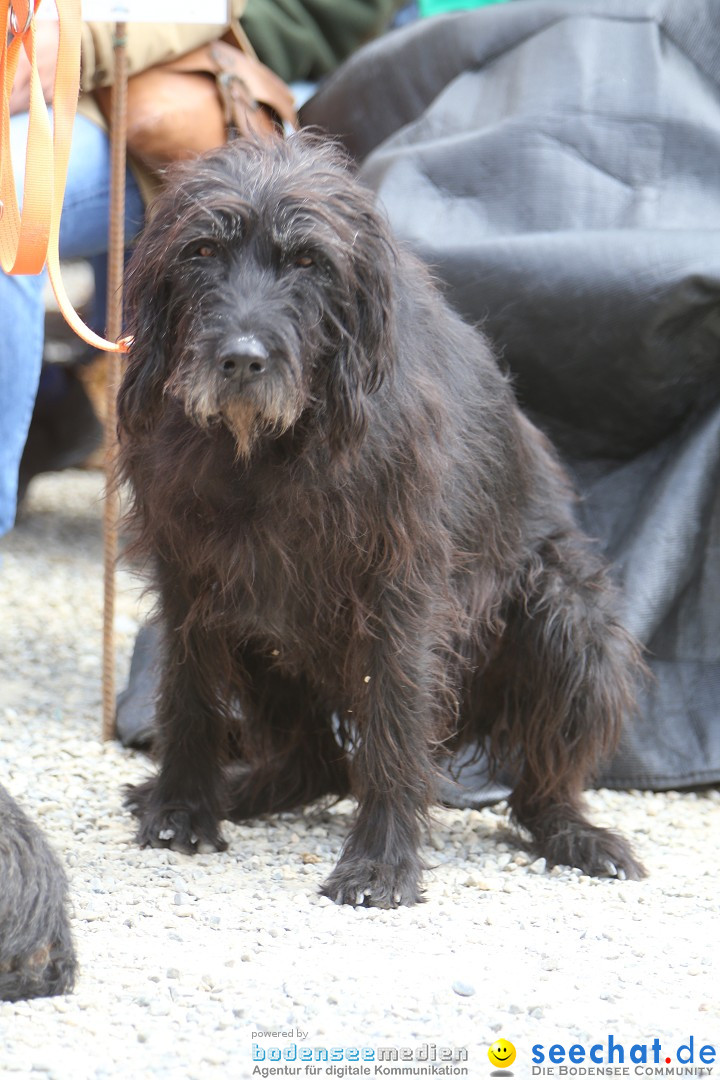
xmin=95 ymin=29 xmax=297 ymax=170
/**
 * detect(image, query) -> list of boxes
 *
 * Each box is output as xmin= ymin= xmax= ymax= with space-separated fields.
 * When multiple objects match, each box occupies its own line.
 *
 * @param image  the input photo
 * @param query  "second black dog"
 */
xmin=118 ymin=134 xmax=644 ymax=906
xmin=0 ymin=783 xmax=76 ymax=1000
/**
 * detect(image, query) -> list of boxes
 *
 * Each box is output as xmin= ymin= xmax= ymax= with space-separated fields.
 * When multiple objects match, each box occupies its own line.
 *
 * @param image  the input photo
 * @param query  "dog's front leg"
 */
xmin=125 ymin=595 xmax=229 ymax=854
xmin=322 ymin=615 xmax=440 ymax=908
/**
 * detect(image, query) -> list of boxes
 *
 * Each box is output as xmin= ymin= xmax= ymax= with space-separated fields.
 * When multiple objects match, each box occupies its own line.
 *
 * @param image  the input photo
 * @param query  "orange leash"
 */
xmin=0 ymin=0 xmax=128 ymax=354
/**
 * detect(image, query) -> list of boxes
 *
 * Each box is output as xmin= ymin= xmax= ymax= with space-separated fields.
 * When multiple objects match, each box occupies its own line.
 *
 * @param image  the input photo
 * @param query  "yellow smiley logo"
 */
xmin=488 ymin=1040 xmax=516 ymax=1069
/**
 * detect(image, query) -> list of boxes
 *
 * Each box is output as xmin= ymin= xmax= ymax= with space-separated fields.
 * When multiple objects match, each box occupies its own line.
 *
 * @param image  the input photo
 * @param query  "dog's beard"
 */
xmin=164 ymin=357 xmax=306 ymax=458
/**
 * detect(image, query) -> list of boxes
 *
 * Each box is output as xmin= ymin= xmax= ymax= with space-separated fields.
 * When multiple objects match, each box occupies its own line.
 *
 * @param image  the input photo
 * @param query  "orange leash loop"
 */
xmin=0 ymin=0 xmax=129 ymax=354
xmin=0 ymin=0 xmax=52 ymax=274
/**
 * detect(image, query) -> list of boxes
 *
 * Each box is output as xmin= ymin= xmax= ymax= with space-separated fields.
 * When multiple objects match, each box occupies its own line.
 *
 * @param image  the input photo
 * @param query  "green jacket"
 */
xmin=241 ymin=0 xmax=400 ymax=82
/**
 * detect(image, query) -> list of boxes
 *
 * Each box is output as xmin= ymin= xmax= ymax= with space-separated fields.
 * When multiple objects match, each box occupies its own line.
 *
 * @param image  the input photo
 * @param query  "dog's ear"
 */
xmin=116 ymin=221 xmax=176 ymax=438
xmin=324 ymin=200 xmax=396 ymax=455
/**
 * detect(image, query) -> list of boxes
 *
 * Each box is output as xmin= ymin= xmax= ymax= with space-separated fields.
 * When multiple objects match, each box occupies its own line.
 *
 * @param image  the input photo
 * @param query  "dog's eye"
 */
xmin=294 ymin=255 xmax=314 ymax=269
xmin=197 ymin=244 xmax=217 ymax=258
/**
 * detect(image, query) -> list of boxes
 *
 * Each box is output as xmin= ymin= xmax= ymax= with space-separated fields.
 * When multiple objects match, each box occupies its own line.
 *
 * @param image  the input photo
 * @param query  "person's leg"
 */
xmin=0 ymin=113 xmax=46 ymax=535
xmin=57 ymin=113 xmax=144 ymax=261
xmin=0 ymin=266 xmax=44 ymax=533
xmin=0 ymin=112 xmax=144 ymax=535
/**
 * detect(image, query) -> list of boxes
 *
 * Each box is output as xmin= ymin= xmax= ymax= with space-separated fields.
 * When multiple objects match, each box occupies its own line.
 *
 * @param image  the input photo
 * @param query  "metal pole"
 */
xmin=101 ymin=20 xmax=128 ymax=741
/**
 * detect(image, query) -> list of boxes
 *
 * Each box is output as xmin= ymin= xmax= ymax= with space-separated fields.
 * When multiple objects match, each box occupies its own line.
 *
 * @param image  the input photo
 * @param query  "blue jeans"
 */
xmin=0 ymin=111 xmax=144 ymax=535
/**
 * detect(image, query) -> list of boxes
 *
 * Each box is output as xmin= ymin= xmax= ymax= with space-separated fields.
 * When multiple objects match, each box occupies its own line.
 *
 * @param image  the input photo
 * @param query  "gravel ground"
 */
xmin=0 ymin=470 xmax=718 ymax=1080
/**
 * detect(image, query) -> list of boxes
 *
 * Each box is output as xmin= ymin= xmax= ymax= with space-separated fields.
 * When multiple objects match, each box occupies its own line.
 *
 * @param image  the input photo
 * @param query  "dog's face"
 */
xmin=119 ymin=135 xmax=395 ymax=456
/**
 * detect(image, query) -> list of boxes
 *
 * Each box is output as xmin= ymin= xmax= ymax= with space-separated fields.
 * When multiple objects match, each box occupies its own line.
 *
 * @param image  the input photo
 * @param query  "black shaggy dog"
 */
xmin=0 ymin=783 xmax=76 ymax=999
xmin=118 ymin=134 xmax=644 ymax=906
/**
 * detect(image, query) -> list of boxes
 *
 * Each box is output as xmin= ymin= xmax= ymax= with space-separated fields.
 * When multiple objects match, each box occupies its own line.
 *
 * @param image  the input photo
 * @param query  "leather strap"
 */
xmin=0 ymin=0 xmax=128 ymax=353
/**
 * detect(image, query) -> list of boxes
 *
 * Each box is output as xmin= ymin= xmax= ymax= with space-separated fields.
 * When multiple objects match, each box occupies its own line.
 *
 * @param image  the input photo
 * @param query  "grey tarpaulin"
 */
xmin=300 ymin=0 xmax=720 ymax=799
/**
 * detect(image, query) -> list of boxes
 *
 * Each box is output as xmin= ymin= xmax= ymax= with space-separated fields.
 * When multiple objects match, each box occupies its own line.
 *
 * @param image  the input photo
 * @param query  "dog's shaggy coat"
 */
xmin=0 ymin=783 xmax=76 ymax=1000
xmin=118 ymin=134 xmax=644 ymax=906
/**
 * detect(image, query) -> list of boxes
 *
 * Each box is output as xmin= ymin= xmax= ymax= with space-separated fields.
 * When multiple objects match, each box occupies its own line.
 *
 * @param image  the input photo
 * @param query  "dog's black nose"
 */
xmin=218 ymin=337 xmax=269 ymax=380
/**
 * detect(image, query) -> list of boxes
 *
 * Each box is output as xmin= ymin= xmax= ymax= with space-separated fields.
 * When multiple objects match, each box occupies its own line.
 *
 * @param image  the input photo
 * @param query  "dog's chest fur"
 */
xmin=145 ymin=417 xmax=395 ymax=671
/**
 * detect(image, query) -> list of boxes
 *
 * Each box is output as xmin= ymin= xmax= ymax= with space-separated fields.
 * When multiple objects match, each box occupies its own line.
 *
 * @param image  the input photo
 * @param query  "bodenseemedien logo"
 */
xmin=251 ymin=1041 xmax=470 ymax=1076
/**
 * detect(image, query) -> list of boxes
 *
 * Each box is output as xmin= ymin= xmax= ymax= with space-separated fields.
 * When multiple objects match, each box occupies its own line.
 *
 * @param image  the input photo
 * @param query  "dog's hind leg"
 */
xmin=225 ymin=652 xmax=351 ymax=820
xmin=480 ymin=534 xmax=646 ymax=879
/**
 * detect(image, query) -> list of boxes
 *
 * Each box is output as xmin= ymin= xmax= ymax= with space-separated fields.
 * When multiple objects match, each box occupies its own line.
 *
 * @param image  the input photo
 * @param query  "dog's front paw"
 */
xmin=539 ymin=824 xmax=645 ymax=881
xmin=124 ymin=780 xmax=227 ymax=855
xmin=321 ymin=857 xmax=424 ymax=908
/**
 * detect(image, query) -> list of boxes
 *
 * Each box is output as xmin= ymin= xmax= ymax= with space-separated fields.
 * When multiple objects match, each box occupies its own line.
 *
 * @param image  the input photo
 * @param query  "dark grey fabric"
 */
xmin=116 ymin=622 xmax=159 ymax=750
xmin=302 ymin=0 xmax=720 ymax=793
